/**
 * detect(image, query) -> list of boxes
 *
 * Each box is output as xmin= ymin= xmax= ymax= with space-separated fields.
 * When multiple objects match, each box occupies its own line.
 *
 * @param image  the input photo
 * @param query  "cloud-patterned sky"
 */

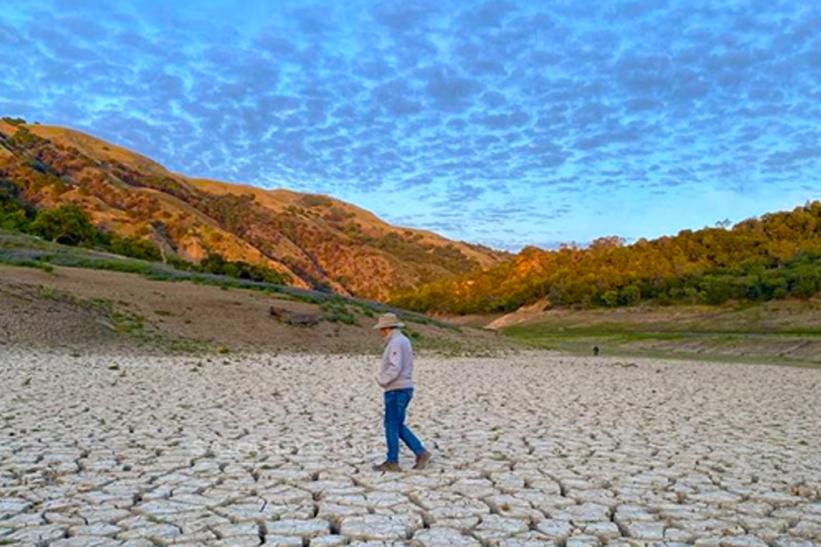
xmin=1 ymin=0 xmax=819 ymax=250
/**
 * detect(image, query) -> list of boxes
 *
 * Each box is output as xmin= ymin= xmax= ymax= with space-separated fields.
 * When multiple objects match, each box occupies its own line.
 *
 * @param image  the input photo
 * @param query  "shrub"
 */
xmin=108 ymin=234 xmax=162 ymax=262
xmin=0 ymin=208 xmax=30 ymax=231
xmin=0 ymin=182 xmax=36 ymax=231
xmin=601 ymin=290 xmax=619 ymax=307
xmin=1 ymin=117 xmax=26 ymax=126
xmin=199 ymin=252 xmax=290 ymax=285
xmin=320 ymin=298 xmax=357 ymax=325
xmin=7 ymin=126 xmax=38 ymax=147
xmin=619 ymin=285 xmax=641 ymax=306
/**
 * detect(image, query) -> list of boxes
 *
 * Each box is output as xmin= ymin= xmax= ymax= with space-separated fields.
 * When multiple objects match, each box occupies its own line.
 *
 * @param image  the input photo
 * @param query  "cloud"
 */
xmin=372 ymin=1 xmax=439 ymax=32
xmin=459 ymin=0 xmax=515 ymax=29
xmin=0 ymin=0 xmax=817 ymax=249
xmin=372 ymin=79 xmax=423 ymax=116
xmin=423 ymin=66 xmax=482 ymax=111
xmin=471 ymin=110 xmax=530 ymax=130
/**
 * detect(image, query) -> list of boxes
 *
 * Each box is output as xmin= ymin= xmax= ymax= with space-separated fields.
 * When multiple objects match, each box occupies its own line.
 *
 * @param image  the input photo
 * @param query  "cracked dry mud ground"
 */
xmin=1 ymin=349 xmax=819 ymax=546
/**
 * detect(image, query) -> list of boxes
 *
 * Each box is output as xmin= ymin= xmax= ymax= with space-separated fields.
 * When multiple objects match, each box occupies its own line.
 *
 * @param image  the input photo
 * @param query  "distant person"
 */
xmin=372 ymin=313 xmax=432 ymax=472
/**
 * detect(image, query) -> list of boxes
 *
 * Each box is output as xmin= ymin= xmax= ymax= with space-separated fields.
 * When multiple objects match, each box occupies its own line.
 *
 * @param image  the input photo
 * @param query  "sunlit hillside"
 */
xmin=0 ymin=118 xmax=507 ymax=300
xmin=393 ymin=202 xmax=821 ymax=314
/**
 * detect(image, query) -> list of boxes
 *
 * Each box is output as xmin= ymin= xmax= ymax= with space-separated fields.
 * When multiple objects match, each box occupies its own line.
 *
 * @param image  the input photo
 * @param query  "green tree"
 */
xmin=0 ymin=208 xmax=29 ymax=231
xmin=30 ymin=204 xmax=98 ymax=246
xmin=789 ymin=263 xmax=820 ymax=298
xmin=619 ymin=285 xmax=641 ymax=306
xmin=0 ymin=185 xmax=35 ymax=231
xmin=601 ymin=290 xmax=619 ymax=307
xmin=1 ymin=116 xmax=26 ymax=126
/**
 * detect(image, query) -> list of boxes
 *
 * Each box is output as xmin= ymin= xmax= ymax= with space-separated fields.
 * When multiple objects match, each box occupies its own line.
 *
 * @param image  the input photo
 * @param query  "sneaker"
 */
xmin=372 ymin=461 xmax=401 ymax=472
xmin=413 ymin=450 xmax=432 ymax=470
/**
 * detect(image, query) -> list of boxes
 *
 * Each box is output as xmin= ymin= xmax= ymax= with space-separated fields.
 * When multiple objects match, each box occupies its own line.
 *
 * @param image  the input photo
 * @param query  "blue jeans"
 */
xmin=383 ymin=388 xmax=425 ymax=463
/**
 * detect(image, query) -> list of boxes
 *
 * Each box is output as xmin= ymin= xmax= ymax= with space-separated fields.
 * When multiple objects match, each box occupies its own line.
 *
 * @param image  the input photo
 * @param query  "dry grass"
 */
xmin=501 ymin=299 xmax=821 ymax=366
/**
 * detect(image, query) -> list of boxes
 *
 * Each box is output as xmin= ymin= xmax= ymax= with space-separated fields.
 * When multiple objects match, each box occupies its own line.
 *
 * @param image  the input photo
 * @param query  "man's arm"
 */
xmin=376 ymin=340 xmax=402 ymax=387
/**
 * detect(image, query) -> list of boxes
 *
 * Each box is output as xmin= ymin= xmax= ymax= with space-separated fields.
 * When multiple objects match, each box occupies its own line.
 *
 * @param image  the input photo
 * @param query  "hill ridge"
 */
xmin=0 ymin=118 xmax=508 ymax=300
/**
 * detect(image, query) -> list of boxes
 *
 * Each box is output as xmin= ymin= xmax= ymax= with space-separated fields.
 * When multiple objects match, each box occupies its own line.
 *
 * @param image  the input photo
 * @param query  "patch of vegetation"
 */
xmin=300 ymin=194 xmax=334 ymax=208
xmin=2 ymin=116 xmax=27 ymax=126
xmin=7 ymin=125 xmax=39 ymax=147
xmin=163 ymin=337 xmax=210 ymax=354
xmin=30 ymin=204 xmax=100 ymax=246
xmin=0 ymin=179 xmax=38 ymax=231
xmin=502 ymin=313 xmax=821 ymax=367
xmin=199 ymin=253 xmax=290 ymax=285
xmin=87 ymin=297 xmax=146 ymax=335
xmin=107 ymin=234 xmax=163 ymax=262
xmin=320 ymin=297 xmax=358 ymax=325
xmin=38 ymin=285 xmax=58 ymax=299
xmin=0 ymin=254 xmax=53 ymax=272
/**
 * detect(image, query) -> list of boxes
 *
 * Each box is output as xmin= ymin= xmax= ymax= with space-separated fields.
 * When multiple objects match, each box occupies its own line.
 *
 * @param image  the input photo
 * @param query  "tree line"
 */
xmin=391 ymin=202 xmax=821 ymax=314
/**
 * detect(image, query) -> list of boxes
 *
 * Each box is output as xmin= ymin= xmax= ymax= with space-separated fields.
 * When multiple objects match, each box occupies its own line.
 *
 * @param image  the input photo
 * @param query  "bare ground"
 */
xmin=0 ymin=264 xmax=511 ymax=356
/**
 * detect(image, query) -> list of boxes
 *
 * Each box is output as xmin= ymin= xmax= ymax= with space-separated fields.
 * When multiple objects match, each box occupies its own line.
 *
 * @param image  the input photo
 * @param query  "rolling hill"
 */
xmin=0 ymin=118 xmax=507 ymax=301
xmin=393 ymin=201 xmax=821 ymax=314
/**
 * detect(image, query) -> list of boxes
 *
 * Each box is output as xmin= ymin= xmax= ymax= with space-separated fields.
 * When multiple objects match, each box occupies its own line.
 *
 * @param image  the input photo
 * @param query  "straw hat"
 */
xmin=373 ymin=312 xmax=405 ymax=330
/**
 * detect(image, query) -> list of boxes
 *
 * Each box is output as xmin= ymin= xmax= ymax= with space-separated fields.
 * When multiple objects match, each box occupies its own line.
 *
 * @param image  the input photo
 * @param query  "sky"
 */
xmin=1 ymin=0 xmax=819 ymax=250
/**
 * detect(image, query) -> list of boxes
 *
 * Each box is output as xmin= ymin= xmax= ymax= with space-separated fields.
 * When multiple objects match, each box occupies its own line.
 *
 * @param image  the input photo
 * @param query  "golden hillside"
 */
xmin=0 ymin=119 xmax=507 ymax=300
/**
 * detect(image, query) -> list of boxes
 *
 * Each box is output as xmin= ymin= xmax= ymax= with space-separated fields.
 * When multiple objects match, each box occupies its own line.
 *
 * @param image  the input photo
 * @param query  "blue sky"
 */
xmin=1 ymin=0 xmax=818 ymax=250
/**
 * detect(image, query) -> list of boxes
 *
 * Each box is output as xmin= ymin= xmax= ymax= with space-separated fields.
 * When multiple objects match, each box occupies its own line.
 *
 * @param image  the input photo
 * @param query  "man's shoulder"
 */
xmin=392 ymin=330 xmax=412 ymax=348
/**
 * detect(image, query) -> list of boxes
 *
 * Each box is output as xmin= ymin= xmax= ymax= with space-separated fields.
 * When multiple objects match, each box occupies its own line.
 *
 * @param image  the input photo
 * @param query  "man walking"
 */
xmin=372 ymin=313 xmax=432 ymax=472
